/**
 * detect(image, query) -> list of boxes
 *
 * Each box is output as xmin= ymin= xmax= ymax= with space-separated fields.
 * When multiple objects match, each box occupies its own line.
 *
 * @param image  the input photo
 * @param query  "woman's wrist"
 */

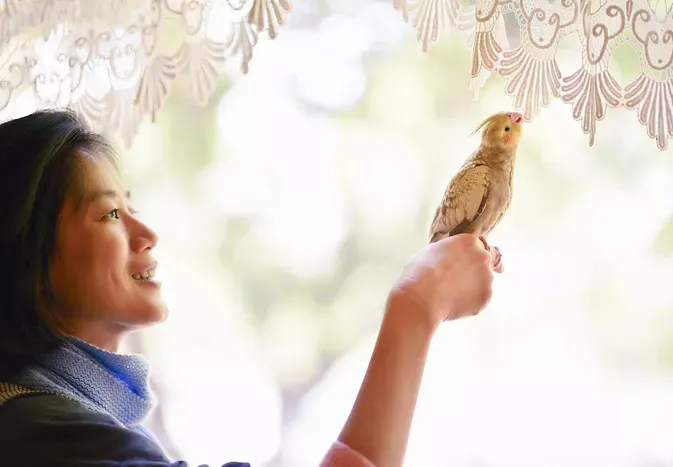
xmin=384 ymin=291 xmax=441 ymax=342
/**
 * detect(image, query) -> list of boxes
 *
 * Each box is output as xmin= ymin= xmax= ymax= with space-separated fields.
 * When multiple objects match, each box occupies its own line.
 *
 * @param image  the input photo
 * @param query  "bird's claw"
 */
xmin=492 ymin=245 xmax=504 ymax=273
xmin=478 ymin=236 xmax=504 ymax=273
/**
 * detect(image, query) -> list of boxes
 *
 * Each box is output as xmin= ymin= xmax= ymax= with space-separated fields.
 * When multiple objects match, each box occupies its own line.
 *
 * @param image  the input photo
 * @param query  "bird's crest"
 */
xmin=469 ymin=113 xmax=502 ymax=137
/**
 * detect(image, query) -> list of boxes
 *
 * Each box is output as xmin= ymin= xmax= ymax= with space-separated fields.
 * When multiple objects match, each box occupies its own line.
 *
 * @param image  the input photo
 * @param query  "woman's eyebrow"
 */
xmin=77 ymin=189 xmax=131 ymax=211
xmin=88 ymin=189 xmax=131 ymax=203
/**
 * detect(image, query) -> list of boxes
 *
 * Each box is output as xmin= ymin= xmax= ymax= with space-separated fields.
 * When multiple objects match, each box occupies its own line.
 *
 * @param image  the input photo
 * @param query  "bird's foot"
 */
xmin=492 ymin=245 xmax=504 ymax=273
xmin=478 ymin=236 xmax=504 ymax=273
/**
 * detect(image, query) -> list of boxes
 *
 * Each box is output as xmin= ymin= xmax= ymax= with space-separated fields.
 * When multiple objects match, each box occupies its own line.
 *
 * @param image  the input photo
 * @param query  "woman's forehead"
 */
xmin=79 ymin=155 xmax=125 ymax=194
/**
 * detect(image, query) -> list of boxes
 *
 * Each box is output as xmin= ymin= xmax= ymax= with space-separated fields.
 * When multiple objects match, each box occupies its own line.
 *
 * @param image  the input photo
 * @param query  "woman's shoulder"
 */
xmin=0 ymin=392 xmax=175 ymax=466
xmin=0 ymin=390 xmax=118 ymax=427
xmin=0 ymin=393 xmax=252 ymax=467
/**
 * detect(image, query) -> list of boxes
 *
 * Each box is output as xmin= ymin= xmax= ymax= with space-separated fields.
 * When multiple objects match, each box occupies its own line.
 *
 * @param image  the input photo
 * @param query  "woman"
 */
xmin=0 ymin=109 xmax=500 ymax=467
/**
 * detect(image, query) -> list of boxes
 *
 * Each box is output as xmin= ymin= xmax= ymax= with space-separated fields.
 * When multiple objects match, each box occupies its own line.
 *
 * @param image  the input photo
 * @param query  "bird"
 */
xmin=429 ymin=111 xmax=524 ymax=271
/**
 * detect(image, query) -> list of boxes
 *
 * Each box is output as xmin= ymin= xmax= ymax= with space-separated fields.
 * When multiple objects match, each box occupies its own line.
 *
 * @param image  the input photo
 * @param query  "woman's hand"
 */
xmin=388 ymin=233 xmax=499 ymax=330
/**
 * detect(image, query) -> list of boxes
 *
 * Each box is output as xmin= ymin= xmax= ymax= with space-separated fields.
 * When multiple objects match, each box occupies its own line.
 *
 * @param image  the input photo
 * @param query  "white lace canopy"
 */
xmin=0 ymin=0 xmax=290 ymax=147
xmin=2 ymin=0 xmax=671 ymax=150
xmin=394 ymin=0 xmax=673 ymax=151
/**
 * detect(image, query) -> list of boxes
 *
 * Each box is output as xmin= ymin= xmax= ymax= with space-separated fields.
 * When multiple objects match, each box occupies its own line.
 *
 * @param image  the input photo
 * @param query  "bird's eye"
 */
xmin=504 ymin=126 xmax=510 ymax=132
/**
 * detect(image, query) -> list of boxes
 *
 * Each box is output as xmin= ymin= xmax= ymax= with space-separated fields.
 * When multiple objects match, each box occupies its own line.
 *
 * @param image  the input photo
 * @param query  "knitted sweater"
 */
xmin=0 ymin=336 xmax=373 ymax=467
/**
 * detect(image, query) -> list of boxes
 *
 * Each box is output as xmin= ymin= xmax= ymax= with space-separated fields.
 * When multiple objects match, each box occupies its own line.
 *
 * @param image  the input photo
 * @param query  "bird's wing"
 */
xmin=430 ymin=164 xmax=491 ymax=242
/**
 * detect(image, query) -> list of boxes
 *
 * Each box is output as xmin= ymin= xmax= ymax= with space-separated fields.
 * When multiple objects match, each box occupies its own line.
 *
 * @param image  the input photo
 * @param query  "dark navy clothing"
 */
xmin=0 ymin=392 xmax=250 ymax=467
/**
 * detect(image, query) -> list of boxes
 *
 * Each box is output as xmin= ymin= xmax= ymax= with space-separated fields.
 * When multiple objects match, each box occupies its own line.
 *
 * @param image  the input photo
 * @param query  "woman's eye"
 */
xmin=105 ymin=209 xmax=120 ymax=220
xmin=504 ymin=126 xmax=511 ymax=132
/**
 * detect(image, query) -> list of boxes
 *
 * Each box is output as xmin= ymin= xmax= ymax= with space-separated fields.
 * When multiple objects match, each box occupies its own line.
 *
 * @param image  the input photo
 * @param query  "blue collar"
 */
xmin=13 ymin=335 xmax=156 ymax=427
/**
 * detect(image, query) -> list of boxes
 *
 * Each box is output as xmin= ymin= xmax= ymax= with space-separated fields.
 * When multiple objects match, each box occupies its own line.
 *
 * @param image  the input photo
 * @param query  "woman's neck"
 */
xmin=61 ymin=323 xmax=129 ymax=353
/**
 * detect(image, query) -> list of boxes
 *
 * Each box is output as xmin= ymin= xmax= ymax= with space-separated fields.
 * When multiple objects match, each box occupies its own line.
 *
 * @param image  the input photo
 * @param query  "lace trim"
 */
xmin=395 ymin=0 xmax=673 ymax=150
xmin=0 ymin=0 xmax=292 ymax=146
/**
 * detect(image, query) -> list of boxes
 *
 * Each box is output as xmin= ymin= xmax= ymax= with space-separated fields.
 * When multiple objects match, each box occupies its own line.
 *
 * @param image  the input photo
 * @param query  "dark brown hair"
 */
xmin=0 ymin=109 xmax=117 ymax=378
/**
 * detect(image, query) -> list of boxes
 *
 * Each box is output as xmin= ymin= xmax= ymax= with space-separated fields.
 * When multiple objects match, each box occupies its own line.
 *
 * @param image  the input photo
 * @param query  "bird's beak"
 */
xmin=508 ymin=112 xmax=523 ymax=124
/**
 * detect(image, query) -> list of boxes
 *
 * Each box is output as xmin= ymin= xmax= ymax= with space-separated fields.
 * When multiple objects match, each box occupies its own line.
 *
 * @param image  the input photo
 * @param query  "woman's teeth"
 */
xmin=132 ymin=269 xmax=156 ymax=281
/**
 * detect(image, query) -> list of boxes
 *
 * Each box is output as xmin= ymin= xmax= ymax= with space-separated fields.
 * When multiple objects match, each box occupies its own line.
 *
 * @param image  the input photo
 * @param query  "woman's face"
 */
xmin=49 ymin=155 xmax=167 ymax=349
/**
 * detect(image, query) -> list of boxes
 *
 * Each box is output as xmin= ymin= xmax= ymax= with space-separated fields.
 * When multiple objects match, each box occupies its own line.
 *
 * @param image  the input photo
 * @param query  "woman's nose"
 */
xmin=130 ymin=221 xmax=159 ymax=252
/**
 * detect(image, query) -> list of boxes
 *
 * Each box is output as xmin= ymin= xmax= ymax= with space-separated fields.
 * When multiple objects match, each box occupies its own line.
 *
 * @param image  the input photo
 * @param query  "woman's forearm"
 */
xmin=337 ymin=297 xmax=438 ymax=467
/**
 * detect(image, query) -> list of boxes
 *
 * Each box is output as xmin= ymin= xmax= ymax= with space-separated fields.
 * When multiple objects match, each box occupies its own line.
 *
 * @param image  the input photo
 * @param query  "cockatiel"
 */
xmin=429 ymin=111 xmax=524 ymax=271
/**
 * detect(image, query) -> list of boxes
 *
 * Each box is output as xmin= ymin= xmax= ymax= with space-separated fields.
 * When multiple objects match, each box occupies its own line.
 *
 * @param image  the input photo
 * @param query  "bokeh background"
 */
xmin=108 ymin=1 xmax=673 ymax=466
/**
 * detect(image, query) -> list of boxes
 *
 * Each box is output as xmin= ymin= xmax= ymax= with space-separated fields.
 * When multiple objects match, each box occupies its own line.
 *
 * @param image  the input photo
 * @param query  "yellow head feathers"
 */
xmin=471 ymin=111 xmax=524 ymax=150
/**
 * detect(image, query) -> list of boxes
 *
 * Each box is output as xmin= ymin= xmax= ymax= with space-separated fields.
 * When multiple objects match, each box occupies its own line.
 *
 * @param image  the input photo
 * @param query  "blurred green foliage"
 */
xmin=654 ymin=216 xmax=673 ymax=254
xmin=161 ymin=78 xmax=231 ymax=185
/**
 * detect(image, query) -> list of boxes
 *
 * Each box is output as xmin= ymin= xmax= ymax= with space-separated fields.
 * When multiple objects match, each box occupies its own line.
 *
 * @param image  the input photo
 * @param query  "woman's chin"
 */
xmin=146 ymin=302 xmax=169 ymax=325
xmin=125 ymin=300 xmax=169 ymax=328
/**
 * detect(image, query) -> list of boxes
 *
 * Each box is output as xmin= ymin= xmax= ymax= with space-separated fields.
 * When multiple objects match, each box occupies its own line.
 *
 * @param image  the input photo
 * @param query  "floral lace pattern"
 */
xmin=395 ymin=0 xmax=673 ymax=150
xmin=0 ymin=0 xmax=291 ymax=146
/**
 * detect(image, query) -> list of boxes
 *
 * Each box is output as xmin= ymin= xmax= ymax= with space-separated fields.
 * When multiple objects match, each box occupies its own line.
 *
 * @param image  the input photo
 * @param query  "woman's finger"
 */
xmin=478 ymin=236 xmax=490 ymax=252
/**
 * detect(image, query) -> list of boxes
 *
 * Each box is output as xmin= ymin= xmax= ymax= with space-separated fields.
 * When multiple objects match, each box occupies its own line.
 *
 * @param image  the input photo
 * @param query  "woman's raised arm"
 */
xmin=320 ymin=234 xmax=499 ymax=467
